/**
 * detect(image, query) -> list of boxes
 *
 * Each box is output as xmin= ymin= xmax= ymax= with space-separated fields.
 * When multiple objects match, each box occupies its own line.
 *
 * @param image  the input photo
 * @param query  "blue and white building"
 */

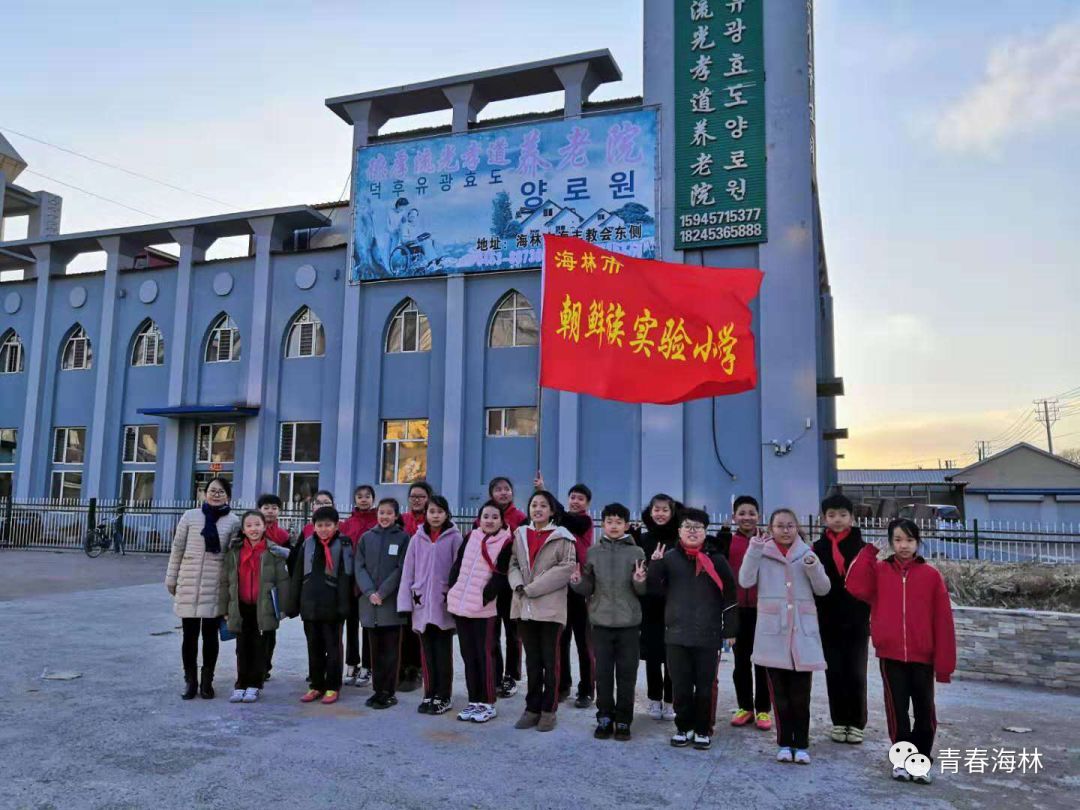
xmin=0 ymin=4 xmax=842 ymax=514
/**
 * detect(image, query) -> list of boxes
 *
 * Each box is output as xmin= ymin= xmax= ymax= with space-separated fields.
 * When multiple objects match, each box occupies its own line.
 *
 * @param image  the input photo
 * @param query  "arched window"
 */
xmin=385 ymin=299 xmax=431 ymax=354
xmin=205 ymin=314 xmax=240 ymax=363
xmin=285 ymin=307 xmax=326 ymax=359
xmin=488 ymin=291 xmax=538 ymax=348
xmin=61 ymin=325 xmax=93 ymax=370
xmin=0 ymin=329 xmax=24 ymax=374
xmin=131 ymin=320 xmax=165 ymax=367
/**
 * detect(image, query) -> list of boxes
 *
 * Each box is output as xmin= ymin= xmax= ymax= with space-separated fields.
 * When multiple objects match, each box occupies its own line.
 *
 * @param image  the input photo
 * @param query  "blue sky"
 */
xmin=2 ymin=1 xmax=1077 ymax=467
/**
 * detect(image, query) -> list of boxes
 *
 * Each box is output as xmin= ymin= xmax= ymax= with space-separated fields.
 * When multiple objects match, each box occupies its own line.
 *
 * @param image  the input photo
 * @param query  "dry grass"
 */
xmin=936 ymin=562 xmax=1080 ymax=612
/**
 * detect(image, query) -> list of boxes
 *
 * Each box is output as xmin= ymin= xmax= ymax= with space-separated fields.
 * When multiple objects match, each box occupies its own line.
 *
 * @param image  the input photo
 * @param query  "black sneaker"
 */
xmin=418 ymin=698 xmax=433 ymax=714
xmin=614 ymin=723 xmax=632 ymax=741
xmin=430 ymin=699 xmax=452 ymax=715
xmin=364 ymin=694 xmax=378 ymax=708
xmin=497 ymin=678 xmax=518 ymax=699
xmin=594 ymin=719 xmax=614 ymax=739
xmin=574 ymin=695 xmax=594 ymax=709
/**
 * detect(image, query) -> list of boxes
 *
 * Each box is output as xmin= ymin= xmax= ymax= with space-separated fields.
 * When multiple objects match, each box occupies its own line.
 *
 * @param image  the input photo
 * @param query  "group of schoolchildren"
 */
xmin=179 ymin=475 xmax=957 ymax=783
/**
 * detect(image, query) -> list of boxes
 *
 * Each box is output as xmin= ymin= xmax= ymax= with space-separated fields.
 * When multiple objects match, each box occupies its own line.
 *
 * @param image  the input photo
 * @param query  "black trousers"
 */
xmin=765 ymin=667 xmax=813 ymax=750
xmin=181 ymin=617 xmax=219 ymax=673
xmin=645 ymin=651 xmax=673 ymax=703
xmin=400 ymin=623 xmax=421 ymax=679
xmin=235 ymin=603 xmax=266 ymax=689
xmin=667 ymin=644 xmax=719 ymax=736
xmin=880 ymin=659 xmax=937 ymax=758
xmin=732 ymin=607 xmax=771 ymax=713
xmin=304 ymin=620 xmax=343 ymax=693
xmin=494 ymin=590 xmax=522 ymax=683
xmin=559 ymin=591 xmax=594 ymax=698
xmin=518 ymin=620 xmax=563 ymax=714
xmin=821 ymin=622 xmax=869 ymax=729
xmin=456 ymin=616 xmax=498 ymax=704
xmin=345 ymin=596 xmax=361 ymax=667
xmin=593 ymin=625 xmax=640 ymax=725
xmin=418 ymin=626 xmax=455 ymax=701
xmin=369 ymin=625 xmax=403 ymax=696
xmin=264 ymin=631 xmax=276 ymax=676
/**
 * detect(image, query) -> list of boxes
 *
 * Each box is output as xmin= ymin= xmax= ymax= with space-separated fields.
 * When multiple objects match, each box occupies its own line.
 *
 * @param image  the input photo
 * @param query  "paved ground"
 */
xmin=0 ymin=549 xmax=1077 ymax=810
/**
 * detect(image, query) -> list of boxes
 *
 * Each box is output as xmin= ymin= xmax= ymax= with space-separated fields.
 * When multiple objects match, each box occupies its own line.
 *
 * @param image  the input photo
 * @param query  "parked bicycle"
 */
xmin=83 ymin=508 xmax=126 ymax=558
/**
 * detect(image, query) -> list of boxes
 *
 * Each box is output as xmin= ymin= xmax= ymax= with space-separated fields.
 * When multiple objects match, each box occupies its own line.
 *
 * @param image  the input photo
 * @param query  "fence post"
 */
xmin=972 ymin=518 xmax=979 ymax=560
xmin=1 ymin=497 xmax=11 ymax=547
xmin=87 ymin=498 xmax=97 ymax=543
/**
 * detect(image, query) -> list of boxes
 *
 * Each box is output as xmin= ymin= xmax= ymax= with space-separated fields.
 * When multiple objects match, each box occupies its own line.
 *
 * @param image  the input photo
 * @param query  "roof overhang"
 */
xmin=137 ymin=405 xmax=259 ymax=420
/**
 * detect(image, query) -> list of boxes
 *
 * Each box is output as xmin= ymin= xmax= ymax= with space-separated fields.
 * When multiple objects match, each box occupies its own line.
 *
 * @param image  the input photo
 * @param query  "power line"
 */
xmin=1 ymin=125 xmax=237 ymax=209
xmin=1034 ymin=398 xmax=1060 ymax=454
xmin=20 ymin=169 xmax=159 ymax=219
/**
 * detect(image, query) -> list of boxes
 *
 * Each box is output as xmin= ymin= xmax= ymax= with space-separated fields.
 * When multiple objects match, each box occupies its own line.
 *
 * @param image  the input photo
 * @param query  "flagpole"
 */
xmin=536 ymin=237 xmax=547 ymax=481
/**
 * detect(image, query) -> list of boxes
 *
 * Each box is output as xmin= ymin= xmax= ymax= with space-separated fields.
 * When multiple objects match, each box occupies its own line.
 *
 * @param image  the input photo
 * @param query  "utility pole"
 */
xmin=1034 ymin=399 xmax=1060 ymax=454
xmin=975 ymin=440 xmax=992 ymax=461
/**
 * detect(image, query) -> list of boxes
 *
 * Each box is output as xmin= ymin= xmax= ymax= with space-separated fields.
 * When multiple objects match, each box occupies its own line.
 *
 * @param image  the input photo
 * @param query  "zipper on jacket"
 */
xmin=901 ymin=569 xmax=909 ymax=662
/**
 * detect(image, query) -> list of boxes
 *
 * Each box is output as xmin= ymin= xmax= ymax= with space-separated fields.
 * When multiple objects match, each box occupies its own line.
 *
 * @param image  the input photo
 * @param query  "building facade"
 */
xmin=0 ymin=2 xmax=841 ymax=514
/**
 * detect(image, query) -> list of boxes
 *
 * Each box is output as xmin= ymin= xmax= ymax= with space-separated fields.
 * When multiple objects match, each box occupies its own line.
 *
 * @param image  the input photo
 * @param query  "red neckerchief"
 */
xmin=776 ymin=542 xmax=792 ymax=557
xmin=527 ymin=527 xmax=554 ymax=566
xmin=430 ymin=525 xmax=442 ymax=542
xmin=826 ymin=528 xmax=851 ymax=575
xmin=479 ymin=531 xmax=507 ymax=571
xmin=680 ymin=541 xmax=724 ymax=592
xmin=239 ymin=538 xmax=266 ymax=603
xmin=317 ymin=535 xmax=336 ymax=575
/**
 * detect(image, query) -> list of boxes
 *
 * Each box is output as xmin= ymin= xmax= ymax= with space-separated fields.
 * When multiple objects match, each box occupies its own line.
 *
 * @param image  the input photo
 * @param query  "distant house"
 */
xmin=544 ymin=206 xmax=583 ymax=230
xmin=947 ymin=443 xmax=1080 ymax=526
xmin=579 ymin=207 xmax=613 ymax=231
xmin=516 ymin=199 xmax=562 ymax=231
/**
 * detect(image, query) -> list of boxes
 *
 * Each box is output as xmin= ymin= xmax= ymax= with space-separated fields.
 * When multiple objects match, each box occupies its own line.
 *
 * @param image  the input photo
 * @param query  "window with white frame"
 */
xmin=120 ymin=425 xmax=157 ymax=502
xmin=278 ymin=421 xmax=320 ymax=505
xmin=488 ymin=291 xmax=538 ymax=348
xmin=131 ymin=320 xmax=165 ymax=367
xmin=380 ymin=418 xmax=428 ymax=484
xmin=51 ymin=426 xmax=85 ymax=500
xmin=61 ymin=326 xmax=93 ymax=370
xmin=196 ymin=423 xmax=236 ymax=463
xmin=486 ymin=406 xmax=538 ymax=437
xmin=385 ymin=299 xmax=431 ymax=354
xmin=205 ymin=314 xmax=240 ymax=363
xmin=0 ymin=330 xmax=24 ymax=374
xmin=0 ymin=428 xmax=16 ymax=499
xmin=285 ymin=307 xmax=325 ymax=358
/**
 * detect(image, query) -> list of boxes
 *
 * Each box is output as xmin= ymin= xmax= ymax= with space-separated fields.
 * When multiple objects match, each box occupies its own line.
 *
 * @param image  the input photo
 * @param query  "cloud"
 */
xmin=934 ymin=19 xmax=1080 ymax=154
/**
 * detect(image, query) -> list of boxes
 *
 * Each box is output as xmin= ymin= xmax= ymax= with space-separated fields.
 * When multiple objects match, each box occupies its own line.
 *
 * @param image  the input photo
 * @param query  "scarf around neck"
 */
xmin=200 ymin=502 xmax=230 ymax=554
xmin=680 ymin=542 xmax=724 ymax=593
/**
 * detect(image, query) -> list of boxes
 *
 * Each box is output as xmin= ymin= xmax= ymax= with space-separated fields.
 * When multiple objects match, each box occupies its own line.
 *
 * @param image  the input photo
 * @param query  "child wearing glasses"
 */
xmin=738 ymin=508 xmax=831 ymax=765
xmin=646 ymin=508 xmax=738 ymax=751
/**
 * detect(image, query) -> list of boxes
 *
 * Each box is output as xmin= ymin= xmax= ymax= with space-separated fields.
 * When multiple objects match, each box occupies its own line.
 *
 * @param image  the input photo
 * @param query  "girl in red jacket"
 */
xmin=342 ymin=485 xmax=378 ymax=688
xmin=845 ymin=518 xmax=956 ymax=785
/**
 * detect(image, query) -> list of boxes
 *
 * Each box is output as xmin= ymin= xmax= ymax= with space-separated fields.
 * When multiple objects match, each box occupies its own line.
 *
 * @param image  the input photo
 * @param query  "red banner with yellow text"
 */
xmin=540 ymin=236 xmax=763 ymax=405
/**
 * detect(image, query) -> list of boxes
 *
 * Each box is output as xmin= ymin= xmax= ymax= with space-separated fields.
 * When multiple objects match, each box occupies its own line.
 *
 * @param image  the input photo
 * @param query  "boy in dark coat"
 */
xmin=647 ymin=507 xmax=738 ymax=751
xmin=812 ymin=492 xmax=871 ymax=744
xmin=286 ymin=506 xmax=353 ymax=705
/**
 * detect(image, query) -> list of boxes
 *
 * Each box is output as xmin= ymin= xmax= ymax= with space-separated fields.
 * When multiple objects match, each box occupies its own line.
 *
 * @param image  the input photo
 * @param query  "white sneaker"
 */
xmin=661 ymin=703 xmax=676 ymax=721
xmin=355 ymin=668 xmax=371 ymax=687
xmin=670 ymin=730 xmax=695 ymax=747
xmin=242 ymin=688 xmax=259 ymax=703
xmin=458 ymin=702 xmax=480 ymax=721
xmin=647 ymin=700 xmax=663 ymax=720
xmin=229 ymin=689 xmax=245 ymax=703
xmin=776 ymin=747 xmax=794 ymax=763
xmin=344 ymin=666 xmax=358 ymax=686
xmin=912 ymin=771 xmax=933 ymax=785
xmin=793 ymin=749 xmax=811 ymax=765
xmin=893 ymin=766 xmax=912 ymax=781
xmin=692 ymin=734 xmax=712 ymax=750
xmin=471 ymin=703 xmax=498 ymax=723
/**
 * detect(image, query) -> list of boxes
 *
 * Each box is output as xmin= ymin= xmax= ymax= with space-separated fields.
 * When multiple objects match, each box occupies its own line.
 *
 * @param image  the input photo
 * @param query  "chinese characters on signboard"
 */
xmin=674 ymin=0 xmax=767 ymax=249
xmin=351 ymin=110 xmax=658 ymax=282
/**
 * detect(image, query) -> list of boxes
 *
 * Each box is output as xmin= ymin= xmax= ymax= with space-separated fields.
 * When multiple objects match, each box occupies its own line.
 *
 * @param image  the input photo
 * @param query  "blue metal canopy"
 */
xmin=137 ymin=405 xmax=259 ymax=419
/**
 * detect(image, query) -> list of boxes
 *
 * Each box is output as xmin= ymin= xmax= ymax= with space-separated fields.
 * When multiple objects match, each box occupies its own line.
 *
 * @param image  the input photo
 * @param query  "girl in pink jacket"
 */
xmin=397 ymin=495 xmax=464 ymax=715
xmin=446 ymin=501 xmax=513 ymax=723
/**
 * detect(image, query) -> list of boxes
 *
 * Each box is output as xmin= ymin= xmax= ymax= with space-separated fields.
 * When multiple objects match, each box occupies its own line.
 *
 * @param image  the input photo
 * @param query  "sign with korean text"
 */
xmin=540 ymin=236 xmax=763 ymax=404
xmin=674 ymin=0 xmax=767 ymax=249
xmin=351 ymin=110 xmax=658 ymax=282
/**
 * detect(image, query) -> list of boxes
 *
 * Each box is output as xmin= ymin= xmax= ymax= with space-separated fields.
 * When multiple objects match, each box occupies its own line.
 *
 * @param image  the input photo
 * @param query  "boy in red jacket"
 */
xmin=845 ymin=518 xmax=956 ymax=785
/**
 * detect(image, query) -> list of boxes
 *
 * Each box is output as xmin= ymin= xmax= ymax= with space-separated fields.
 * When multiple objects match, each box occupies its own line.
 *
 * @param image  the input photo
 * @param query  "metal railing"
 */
xmin=2 ymin=498 xmax=1078 ymax=564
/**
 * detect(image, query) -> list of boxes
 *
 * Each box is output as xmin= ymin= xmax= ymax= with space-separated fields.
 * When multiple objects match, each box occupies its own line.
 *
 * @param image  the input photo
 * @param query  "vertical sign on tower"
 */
xmin=674 ymin=0 xmax=767 ymax=249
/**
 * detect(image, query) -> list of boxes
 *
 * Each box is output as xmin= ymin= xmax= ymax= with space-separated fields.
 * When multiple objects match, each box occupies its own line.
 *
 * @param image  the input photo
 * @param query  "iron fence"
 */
xmin=2 ymin=498 xmax=1078 ymax=564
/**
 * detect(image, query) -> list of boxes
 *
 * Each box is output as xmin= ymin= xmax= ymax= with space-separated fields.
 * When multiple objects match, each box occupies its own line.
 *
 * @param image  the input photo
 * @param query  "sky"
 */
xmin=1 ymin=0 xmax=1077 ymax=469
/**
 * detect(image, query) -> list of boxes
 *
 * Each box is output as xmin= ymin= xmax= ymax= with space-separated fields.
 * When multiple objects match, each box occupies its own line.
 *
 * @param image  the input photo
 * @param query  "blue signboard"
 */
xmin=351 ymin=109 xmax=658 ymax=282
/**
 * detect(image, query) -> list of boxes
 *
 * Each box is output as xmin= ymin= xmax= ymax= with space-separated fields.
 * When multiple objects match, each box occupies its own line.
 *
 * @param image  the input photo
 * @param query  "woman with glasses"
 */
xmin=646 ymin=507 xmax=738 ymax=751
xmin=165 ymin=476 xmax=241 ymax=700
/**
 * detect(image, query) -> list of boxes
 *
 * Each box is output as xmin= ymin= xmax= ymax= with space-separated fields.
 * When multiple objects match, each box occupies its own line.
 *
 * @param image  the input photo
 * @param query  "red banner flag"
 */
xmin=540 ymin=236 xmax=763 ymax=405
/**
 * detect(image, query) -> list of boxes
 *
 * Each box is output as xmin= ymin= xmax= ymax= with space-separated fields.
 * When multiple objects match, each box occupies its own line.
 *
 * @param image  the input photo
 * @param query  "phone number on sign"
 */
xmin=680 ymin=223 xmax=763 ymax=243
xmin=680 ymin=209 xmax=762 ymax=227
